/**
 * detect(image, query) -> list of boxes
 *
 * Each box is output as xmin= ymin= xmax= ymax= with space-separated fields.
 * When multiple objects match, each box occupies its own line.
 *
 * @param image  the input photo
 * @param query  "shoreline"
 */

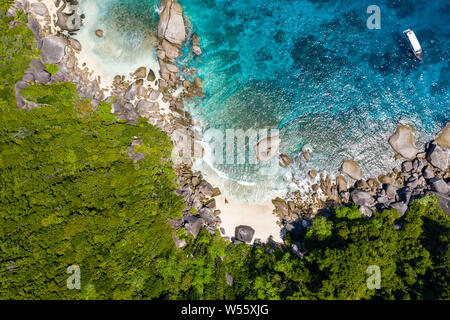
xmin=11 ymin=0 xmax=450 ymax=247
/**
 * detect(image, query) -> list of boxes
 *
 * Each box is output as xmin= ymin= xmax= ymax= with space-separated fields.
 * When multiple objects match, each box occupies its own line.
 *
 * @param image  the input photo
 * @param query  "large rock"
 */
xmin=272 ymin=197 xmax=289 ymax=216
xmin=426 ymin=143 xmax=449 ymax=171
xmin=390 ymin=201 xmax=408 ymax=217
xmin=336 ymin=175 xmax=348 ymax=192
xmin=31 ymin=2 xmax=49 ymax=17
xmin=40 ymin=36 xmax=66 ymax=64
xmin=351 ymin=190 xmax=374 ymax=207
xmin=254 ymin=136 xmax=280 ymax=162
xmin=158 ymin=0 xmax=186 ymax=46
xmin=234 ymin=225 xmax=255 ymax=243
xmin=162 ymin=39 xmax=181 ymax=59
xmin=388 ymin=125 xmax=419 ymax=160
xmin=184 ymin=216 xmax=204 ymax=238
xmin=429 ymin=178 xmax=450 ymax=195
xmin=435 ymin=123 xmax=450 ymax=150
xmin=340 ymin=160 xmax=362 ymax=180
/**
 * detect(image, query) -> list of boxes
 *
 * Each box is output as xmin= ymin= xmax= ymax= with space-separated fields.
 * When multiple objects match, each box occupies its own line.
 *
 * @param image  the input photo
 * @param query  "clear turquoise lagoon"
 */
xmin=79 ymin=0 xmax=450 ymax=203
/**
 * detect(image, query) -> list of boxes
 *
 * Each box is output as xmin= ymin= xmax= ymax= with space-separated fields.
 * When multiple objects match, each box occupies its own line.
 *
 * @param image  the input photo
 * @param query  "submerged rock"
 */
xmin=388 ymin=125 xmax=419 ymax=160
xmin=254 ymin=136 xmax=280 ymax=162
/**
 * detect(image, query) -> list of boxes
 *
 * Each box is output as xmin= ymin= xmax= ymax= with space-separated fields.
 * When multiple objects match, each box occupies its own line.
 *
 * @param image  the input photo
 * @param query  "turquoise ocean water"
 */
xmin=78 ymin=0 xmax=449 ymax=203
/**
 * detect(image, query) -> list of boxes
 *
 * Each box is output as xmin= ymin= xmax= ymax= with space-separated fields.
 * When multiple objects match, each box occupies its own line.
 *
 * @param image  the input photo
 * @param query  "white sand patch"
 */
xmin=216 ymin=195 xmax=282 ymax=244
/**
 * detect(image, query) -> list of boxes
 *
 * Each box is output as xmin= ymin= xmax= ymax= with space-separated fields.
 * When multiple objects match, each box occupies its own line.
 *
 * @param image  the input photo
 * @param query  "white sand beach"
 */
xmin=215 ymin=195 xmax=282 ymax=243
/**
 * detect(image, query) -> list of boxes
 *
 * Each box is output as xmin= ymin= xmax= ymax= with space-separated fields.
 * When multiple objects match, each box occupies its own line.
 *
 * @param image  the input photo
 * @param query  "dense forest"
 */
xmin=0 ymin=6 xmax=449 ymax=300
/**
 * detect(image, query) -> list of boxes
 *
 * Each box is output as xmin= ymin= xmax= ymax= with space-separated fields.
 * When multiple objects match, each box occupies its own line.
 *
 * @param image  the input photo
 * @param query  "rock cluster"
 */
xmin=274 ymin=124 xmax=450 ymax=230
xmin=169 ymin=165 xmax=223 ymax=247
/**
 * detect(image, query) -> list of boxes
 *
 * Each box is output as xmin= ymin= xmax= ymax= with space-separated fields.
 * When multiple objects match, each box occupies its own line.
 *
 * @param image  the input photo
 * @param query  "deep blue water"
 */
xmin=79 ymin=0 xmax=450 ymax=203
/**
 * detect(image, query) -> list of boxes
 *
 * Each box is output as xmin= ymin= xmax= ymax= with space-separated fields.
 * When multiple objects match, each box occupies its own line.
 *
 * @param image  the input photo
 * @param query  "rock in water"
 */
xmin=147 ymin=69 xmax=156 ymax=82
xmin=133 ymin=67 xmax=147 ymax=79
xmin=340 ymin=160 xmax=362 ymax=180
xmin=255 ymin=136 xmax=281 ymax=161
xmin=235 ymin=225 xmax=255 ymax=243
xmin=388 ymin=125 xmax=419 ymax=160
xmin=158 ymin=0 xmax=186 ymax=46
xmin=279 ymin=154 xmax=292 ymax=167
xmin=435 ymin=123 xmax=450 ymax=150
xmin=426 ymin=143 xmax=449 ymax=171
xmin=95 ymin=29 xmax=103 ymax=38
xmin=162 ymin=39 xmax=181 ymax=59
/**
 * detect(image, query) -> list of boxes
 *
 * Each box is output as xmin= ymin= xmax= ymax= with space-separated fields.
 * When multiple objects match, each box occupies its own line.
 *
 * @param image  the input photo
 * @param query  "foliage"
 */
xmin=44 ymin=63 xmax=59 ymax=76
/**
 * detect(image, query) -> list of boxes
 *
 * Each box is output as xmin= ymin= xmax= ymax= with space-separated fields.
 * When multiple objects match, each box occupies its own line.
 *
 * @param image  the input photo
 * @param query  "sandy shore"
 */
xmin=216 ymin=195 xmax=281 ymax=243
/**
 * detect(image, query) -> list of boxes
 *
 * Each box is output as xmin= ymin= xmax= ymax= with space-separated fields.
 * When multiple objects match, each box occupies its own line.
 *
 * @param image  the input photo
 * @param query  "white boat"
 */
xmin=403 ymin=29 xmax=423 ymax=60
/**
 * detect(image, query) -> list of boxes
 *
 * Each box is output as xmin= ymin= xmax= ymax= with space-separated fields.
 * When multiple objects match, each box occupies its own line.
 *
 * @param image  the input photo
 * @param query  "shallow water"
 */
xmin=77 ymin=0 xmax=450 ymax=204
xmin=75 ymin=0 xmax=161 ymax=83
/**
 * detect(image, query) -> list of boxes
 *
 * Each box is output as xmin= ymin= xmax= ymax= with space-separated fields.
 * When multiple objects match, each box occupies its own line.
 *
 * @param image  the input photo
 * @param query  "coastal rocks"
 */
xmin=436 ymin=123 xmax=450 ymax=150
xmin=162 ymin=39 xmax=180 ymax=59
xmin=429 ymin=178 xmax=450 ymax=195
xmin=279 ymin=154 xmax=293 ymax=167
xmin=40 ymin=36 xmax=66 ymax=64
xmin=388 ymin=125 xmax=419 ymax=160
xmin=147 ymin=69 xmax=156 ymax=82
xmin=184 ymin=216 xmax=204 ymax=238
xmin=158 ymin=0 xmax=186 ymax=46
xmin=336 ymin=175 xmax=348 ymax=192
xmin=272 ymin=197 xmax=289 ymax=217
xmin=391 ymin=201 xmax=408 ymax=217
xmin=254 ymin=136 xmax=280 ymax=161
xmin=191 ymin=33 xmax=202 ymax=56
xmin=95 ymin=29 xmax=103 ymax=38
xmin=56 ymin=0 xmax=83 ymax=33
xmin=124 ymin=84 xmax=137 ymax=100
xmin=31 ymin=2 xmax=49 ymax=17
xmin=340 ymin=160 xmax=362 ymax=180
xmin=309 ymin=170 xmax=317 ymax=179
xmin=426 ymin=143 xmax=449 ymax=171
xmin=351 ymin=190 xmax=374 ymax=207
xmin=234 ymin=225 xmax=255 ymax=243
xmin=133 ymin=67 xmax=147 ymax=79
xmin=428 ymin=192 xmax=450 ymax=215
xmin=422 ymin=166 xmax=435 ymax=179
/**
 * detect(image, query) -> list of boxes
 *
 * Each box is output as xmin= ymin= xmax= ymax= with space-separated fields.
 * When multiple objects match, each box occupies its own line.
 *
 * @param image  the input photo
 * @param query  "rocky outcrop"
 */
xmin=40 ymin=36 xmax=67 ymax=64
xmin=158 ymin=0 xmax=186 ymax=46
xmin=340 ymin=160 xmax=362 ymax=180
xmin=426 ymin=143 xmax=449 ymax=171
xmin=235 ymin=225 xmax=255 ymax=243
xmin=388 ymin=124 xmax=419 ymax=160
xmin=436 ymin=124 xmax=450 ymax=150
